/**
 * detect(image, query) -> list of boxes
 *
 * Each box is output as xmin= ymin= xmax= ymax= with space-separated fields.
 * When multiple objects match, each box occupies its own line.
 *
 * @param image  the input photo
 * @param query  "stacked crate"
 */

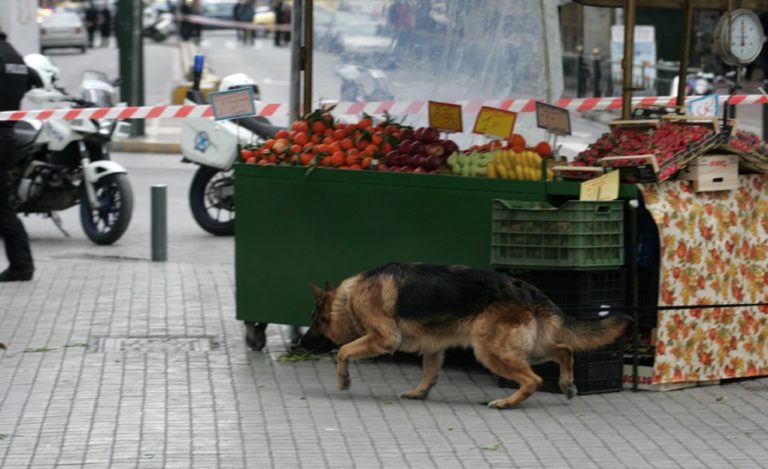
xmin=491 ymin=199 xmax=626 ymax=394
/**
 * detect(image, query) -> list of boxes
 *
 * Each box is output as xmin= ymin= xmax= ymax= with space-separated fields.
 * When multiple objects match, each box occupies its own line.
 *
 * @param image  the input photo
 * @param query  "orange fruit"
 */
xmin=299 ymin=153 xmax=314 ymax=165
xmin=534 ymin=141 xmax=553 ymax=157
xmin=331 ymin=151 xmax=346 ymax=167
xmin=311 ymin=121 xmax=326 ymax=134
xmin=275 ymin=129 xmax=289 ymax=139
xmin=510 ymin=133 xmax=526 ymax=149
xmin=346 ymin=153 xmax=361 ymax=166
xmin=294 ymin=132 xmax=308 ymax=146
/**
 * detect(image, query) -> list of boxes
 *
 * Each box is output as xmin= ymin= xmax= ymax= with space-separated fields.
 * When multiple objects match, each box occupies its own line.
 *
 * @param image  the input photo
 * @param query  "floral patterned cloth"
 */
xmin=639 ymin=175 xmax=768 ymax=384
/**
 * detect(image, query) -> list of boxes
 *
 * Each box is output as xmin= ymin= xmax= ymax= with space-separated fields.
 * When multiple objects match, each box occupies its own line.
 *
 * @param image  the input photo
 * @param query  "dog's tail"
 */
xmin=560 ymin=314 xmax=631 ymax=352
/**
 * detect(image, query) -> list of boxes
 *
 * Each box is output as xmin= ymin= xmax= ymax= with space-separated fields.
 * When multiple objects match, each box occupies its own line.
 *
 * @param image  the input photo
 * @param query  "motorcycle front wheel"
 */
xmin=189 ymin=166 xmax=234 ymax=236
xmin=80 ymin=173 xmax=134 ymax=245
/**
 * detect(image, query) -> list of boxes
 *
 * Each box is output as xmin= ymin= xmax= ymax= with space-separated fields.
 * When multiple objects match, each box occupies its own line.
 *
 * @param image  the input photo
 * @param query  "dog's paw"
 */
xmin=337 ymin=374 xmax=351 ymax=391
xmin=487 ymin=399 xmax=512 ymax=409
xmin=400 ymin=389 xmax=427 ymax=400
xmin=561 ymin=382 xmax=578 ymax=400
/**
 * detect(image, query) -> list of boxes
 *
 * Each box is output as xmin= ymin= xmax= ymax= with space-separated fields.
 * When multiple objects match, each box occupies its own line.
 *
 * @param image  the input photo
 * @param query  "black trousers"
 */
xmin=0 ymin=130 xmax=33 ymax=272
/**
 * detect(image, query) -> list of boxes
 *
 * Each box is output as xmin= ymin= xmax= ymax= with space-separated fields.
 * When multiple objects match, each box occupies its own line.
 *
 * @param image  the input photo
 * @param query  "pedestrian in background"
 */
xmin=84 ymin=2 xmax=98 ymax=48
xmin=98 ymin=5 xmax=112 ymax=47
xmin=233 ymin=0 xmax=244 ymax=42
xmin=0 ymin=30 xmax=44 ymax=282
xmin=237 ymin=0 xmax=255 ymax=45
xmin=273 ymin=0 xmax=287 ymax=46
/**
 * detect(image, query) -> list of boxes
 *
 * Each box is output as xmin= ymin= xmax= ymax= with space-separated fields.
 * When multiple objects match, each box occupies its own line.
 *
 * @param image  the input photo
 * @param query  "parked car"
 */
xmin=200 ymin=0 xmax=237 ymax=28
xmin=40 ymin=12 xmax=88 ymax=54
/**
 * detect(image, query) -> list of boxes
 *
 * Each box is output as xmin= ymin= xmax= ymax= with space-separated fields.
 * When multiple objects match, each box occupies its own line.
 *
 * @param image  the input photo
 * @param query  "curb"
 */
xmin=111 ymin=139 xmax=181 ymax=154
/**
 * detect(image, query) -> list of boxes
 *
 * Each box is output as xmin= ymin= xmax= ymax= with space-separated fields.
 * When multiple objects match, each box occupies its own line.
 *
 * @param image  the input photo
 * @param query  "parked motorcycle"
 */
xmin=180 ymin=73 xmax=281 ymax=236
xmin=669 ymin=70 xmax=718 ymax=97
xmin=11 ymin=54 xmax=133 ymax=245
xmin=144 ymin=11 xmax=176 ymax=42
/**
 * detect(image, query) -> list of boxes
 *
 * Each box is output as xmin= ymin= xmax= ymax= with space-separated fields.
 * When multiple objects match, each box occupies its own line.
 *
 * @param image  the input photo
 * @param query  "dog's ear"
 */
xmin=310 ymin=283 xmax=325 ymax=300
xmin=323 ymin=280 xmax=335 ymax=291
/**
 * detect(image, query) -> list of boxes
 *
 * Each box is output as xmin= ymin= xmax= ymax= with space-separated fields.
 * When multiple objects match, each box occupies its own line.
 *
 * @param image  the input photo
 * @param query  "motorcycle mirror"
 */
xmin=111 ymin=78 xmax=123 ymax=87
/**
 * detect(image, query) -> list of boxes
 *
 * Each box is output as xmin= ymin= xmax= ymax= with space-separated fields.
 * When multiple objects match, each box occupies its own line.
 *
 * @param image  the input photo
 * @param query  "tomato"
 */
xmin=333 ymin=129 xmax=346 ymax=140
xmin=241 ymin=148 xmax=253 ymax=160
xmin=294 ymin=132 xmax=309 ymax=146
xmin=275 ymin=129 xmax=289 ymax=139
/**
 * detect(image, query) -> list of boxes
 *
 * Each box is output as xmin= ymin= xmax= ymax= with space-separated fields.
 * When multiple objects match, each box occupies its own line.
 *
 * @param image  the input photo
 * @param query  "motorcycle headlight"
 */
xmin=98 ymin=119 xmax=116 ymax=136
xmin=693 ymin=79 xmax=709 ymax=95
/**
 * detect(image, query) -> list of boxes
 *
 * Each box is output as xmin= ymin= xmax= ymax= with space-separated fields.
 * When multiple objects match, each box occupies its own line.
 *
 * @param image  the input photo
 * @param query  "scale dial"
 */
xmin=715 ymin=9 xmax=765 ymax=66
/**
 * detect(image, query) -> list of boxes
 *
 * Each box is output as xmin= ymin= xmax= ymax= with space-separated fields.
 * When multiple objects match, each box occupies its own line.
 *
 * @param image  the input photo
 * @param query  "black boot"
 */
xmin=0 ymin=268 xmax=33 ymax=282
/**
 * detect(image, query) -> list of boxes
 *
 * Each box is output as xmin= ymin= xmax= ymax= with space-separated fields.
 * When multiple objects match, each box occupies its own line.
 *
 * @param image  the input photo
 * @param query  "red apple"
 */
xmin=426 ymin=142 xmax=445 ymax=158
xmin=421 ymin=127 xmax=440 ymax=143
xmin=413 ymin=166 xmax=427 ymax=173
xmin=399 ymin=128 xmax=415 ymax=141
xmin=385 ymin=150 xmax=401 ymax=167
xmin=398 ymin=154 xmax=413 ymax=167
xmin=410 ymin=141 xmax=426 ymax=155
xmin=398 ymin=139 xmax=415 ymax=154
xmin=377 ymin=164 xmax=389 ymax=172
xmin=412 ymin=153 xmax=427 ymax=167
xmin=424 ymin=155 xmax=441 ymax=171
xmin=441 ymin=139 xmax=459 ymax=155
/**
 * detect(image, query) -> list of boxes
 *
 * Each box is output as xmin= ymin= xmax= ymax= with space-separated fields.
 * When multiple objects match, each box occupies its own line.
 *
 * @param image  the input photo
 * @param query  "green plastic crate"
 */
xmin=491 ymin=199 xmax=624 ymax=269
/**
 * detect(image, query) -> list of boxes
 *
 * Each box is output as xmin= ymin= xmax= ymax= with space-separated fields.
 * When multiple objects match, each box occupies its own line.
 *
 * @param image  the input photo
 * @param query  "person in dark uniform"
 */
xmin=0 ymin=30 xmax=43 ymax=282
xmin=84 ymin=2 xmax=99 ymax=48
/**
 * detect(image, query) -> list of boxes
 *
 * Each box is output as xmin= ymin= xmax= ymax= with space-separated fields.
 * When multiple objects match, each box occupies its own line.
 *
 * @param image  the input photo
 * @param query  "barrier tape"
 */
xmin=177 ymin=13 xmax=293 ymax=32
xmin=2 ymin=95 xmax=767 ymax=122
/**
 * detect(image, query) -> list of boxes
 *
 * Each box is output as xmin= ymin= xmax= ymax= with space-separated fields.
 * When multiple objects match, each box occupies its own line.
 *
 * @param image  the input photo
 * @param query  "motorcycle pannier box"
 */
xmin=181 ymin=118 xmax=240 ymax=170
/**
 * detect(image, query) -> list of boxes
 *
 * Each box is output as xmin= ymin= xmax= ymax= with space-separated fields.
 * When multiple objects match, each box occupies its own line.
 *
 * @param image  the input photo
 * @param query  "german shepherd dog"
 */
xmin=300 ymin=262 xmax=629 ymax=409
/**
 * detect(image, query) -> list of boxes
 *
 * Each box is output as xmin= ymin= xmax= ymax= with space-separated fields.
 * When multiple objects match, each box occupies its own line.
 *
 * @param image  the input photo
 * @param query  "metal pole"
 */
xmin=621 ymin=0 xmax=636 ymax=120
xmin=151 ymin=185 xmax=168 ymax=262
xmin=628 ymin=199 xmax=639 ymax=391
xmin=762 ymin=104 xmax=768 ymax=141
xmin=117 ymin=0 xmax=145 ymax=137
xmin=289 ymin=0 xmax=302 ymax=123
xmin=676 ymin=0 xmax=694 ymax=109
xmin=302 ymin=0 xmax=314 ymax=115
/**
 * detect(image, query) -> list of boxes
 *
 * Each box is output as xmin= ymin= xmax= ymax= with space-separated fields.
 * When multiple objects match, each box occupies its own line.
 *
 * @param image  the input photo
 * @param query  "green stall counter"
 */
xmin=234 ymin=164 xmax=555 ymax=330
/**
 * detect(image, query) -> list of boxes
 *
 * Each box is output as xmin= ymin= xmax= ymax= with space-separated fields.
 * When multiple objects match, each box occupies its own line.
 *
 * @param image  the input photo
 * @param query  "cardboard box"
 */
xmin=680 ymin=154 xmax=738 ymax=192
xmin=622 ymin=365 xmax=697 ymax=392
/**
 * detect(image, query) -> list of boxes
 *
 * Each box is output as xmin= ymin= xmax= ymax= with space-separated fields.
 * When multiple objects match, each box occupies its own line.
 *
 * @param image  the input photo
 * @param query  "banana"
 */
xmin=488 ymin=163 xmax=498 ymax=179
xmin=497 ymin=164 xmax=510 ymax=179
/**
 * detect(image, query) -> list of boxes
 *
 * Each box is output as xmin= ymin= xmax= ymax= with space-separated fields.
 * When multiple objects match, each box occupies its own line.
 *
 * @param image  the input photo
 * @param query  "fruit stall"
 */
xmin=233 ymin=0 xmax=768 ymax=392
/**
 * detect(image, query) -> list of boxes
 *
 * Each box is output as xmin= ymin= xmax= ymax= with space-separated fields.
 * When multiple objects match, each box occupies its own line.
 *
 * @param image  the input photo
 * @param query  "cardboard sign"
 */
xmin=579 ymin=169 xmax=620 ymax=201
xmin=687 ymin=93 xmax=719 ymax=117
xmin=535 ymin=102 xmax=571 ymax=135
xmin=473 ymin=106 xmax=517 ymax=139
xmin=208 ymin=87 xmax=256 ymax=121
xmin=428 ymin=101 xmax=463 ymax=132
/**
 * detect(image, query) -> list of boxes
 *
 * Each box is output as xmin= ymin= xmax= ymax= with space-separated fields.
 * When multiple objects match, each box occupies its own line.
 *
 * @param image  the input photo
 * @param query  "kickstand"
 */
xmin=49 ymin=212 xmax=71 ymax=237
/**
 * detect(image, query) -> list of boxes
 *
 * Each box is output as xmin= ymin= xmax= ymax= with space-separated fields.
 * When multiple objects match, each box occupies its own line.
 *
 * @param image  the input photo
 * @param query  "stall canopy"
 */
xmin=576 ymin=0 xmax=768 ymax=9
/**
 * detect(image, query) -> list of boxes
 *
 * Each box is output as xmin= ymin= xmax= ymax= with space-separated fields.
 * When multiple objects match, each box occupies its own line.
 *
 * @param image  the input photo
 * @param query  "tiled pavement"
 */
xmin=1 ymin=258 xmax=768 ymax=468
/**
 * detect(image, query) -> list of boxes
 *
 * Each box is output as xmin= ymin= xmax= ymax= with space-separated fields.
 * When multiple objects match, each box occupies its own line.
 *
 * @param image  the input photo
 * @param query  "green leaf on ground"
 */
xmin=64 ymin=343 xmax=89 ymax=348
xmin=23 ymin=347 xmax=55 ymax=353
xmin=480 ymin=443 xmax=503 ymax=451
xmin=277 ymin=348 xmax=321 ymax=364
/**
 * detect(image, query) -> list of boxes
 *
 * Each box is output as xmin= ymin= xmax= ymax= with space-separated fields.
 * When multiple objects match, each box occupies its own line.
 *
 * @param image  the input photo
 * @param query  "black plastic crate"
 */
xmin=514 ymin=269 xmax=626 ymax=320
xmin=498 ymin=337 xmax=625 ymax=395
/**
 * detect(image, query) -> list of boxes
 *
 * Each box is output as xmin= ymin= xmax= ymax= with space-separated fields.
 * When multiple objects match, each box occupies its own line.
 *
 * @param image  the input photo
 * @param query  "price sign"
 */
xmin=428 ymin=101 xmax=463 ymax=132
xmin=579 ymin=170 xmax=620 ymax=201
xmin=535 ymin=102 xmax=571 ymax=135
xmin=472 ymin=106 xmax=517 ymax=139
xmin=208 ymin=87 xmax=256 ymax=121
xmin=687 ymin=93 xmax=719 ymax=117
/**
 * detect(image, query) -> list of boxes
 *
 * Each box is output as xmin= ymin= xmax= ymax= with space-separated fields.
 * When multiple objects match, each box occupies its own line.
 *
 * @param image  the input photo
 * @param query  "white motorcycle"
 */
xmin=10 ymin=54 xmax=133 ymax=245
xmin=180 ymin=73 xmax=280 ymax=236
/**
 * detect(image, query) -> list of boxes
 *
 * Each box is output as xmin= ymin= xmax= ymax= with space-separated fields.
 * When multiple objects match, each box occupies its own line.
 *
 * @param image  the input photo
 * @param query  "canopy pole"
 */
xmin=289 ymin=0 xmax=302 ymax=122
xmin=302 ymin=0 xmax=314 ymax=115
xmin=622 ymin=0 xmax=637 ymax=120
xmin=676 ymin=0 xmax=694 ymax=108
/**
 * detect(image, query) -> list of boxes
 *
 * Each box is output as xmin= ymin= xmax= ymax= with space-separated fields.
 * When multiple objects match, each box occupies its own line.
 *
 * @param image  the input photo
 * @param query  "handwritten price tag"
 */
xmin=428 ymin=101 xmax=463 ymax=132
xmin=535 ymin=102 xmax=571 ymax=135
xmin=208 ymin=87 xmax=256 ymax=121
xmin=472 ymin=106 xmax=517 ymax=139
xmin=579 ymin=170 xmax=619 ymax=201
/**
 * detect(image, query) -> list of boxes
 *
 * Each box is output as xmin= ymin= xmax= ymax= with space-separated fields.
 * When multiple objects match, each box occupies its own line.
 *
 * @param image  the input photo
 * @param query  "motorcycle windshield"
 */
xmin=80 ymin=71 xmax=117 ymax=107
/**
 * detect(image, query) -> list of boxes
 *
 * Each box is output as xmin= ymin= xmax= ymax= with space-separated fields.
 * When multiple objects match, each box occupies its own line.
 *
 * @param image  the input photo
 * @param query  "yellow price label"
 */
xmin=579 ymin=170 xmax=620 ymax=201
xmin=473 ymin=106 xmax=517 ymax=139
xmin=428 ymin=101 xmax=463 ymax=133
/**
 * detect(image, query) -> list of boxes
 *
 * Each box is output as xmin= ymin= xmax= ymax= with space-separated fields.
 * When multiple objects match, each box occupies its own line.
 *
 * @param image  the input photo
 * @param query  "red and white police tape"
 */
xmin=2 ymin=95 xmax=767 ymax=122
xmin=177 ymin=13 xmax=292 ymax=32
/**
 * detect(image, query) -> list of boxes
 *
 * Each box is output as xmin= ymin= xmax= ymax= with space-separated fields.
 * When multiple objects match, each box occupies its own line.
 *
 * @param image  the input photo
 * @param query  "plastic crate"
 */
xmin=515 ymin=269 xmax=626 ymax=320
xmin=498 ymin=337 xmax=625 ymax=395
xmin=491 ymin=200 xmax=624 ymax=270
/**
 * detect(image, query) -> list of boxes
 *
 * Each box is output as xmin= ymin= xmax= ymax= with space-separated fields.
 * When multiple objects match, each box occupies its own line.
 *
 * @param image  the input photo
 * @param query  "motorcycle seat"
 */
xmin=237 ymin=116 xmax=282 ymax=140
xmin=13 ymin=121 xmax=41 ymax=149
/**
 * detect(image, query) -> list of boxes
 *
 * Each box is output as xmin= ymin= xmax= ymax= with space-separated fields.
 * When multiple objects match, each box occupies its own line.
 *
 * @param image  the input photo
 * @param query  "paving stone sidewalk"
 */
xmin=1 ymin=258 xmax=767 ymax=469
